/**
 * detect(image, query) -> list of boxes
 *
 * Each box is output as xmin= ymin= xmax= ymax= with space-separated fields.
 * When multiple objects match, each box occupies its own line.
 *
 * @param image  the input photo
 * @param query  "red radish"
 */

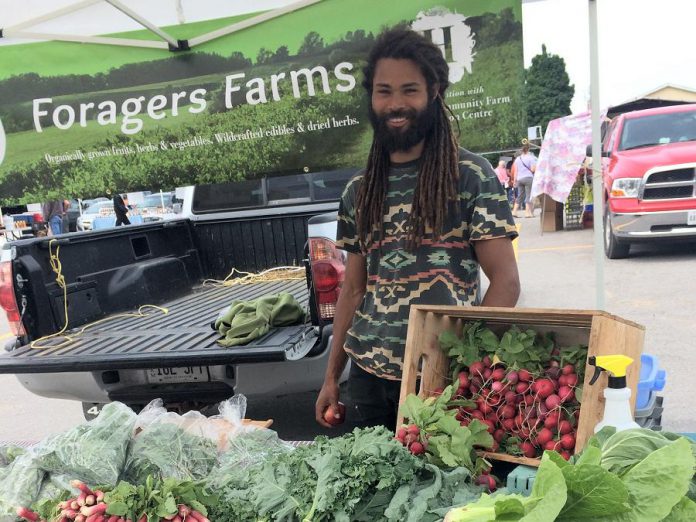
xmin=407 ymin=424 xmax=420 ymax=435
xmin=455 ymin=386 xmax=466 ymax=397
xmin=477 ymin=399 xmax=493 ymax=415
xmin=85 ymin=495 xmax=95 ymax=506
xmin=518 ymin=369 xmax=533 ymax=382
xmin=75 ymin=516 xmax=86 ymax=522
xmin=565 ymin=374 xmax=579 ymax=387
xmin=491 ymin=381 xmax=505 ymax=394
xmin=458 ymin=372 xmax=470 ymax=388
xmin=455 ymin=411 xmax=466 ymax=422
xmin=514 ymin=414 xmax=525 ymax=429
xmin=71 ymin=481 xmax=94 ymax=496
xmin=561 ymin=433 xmax=576 ymax=450
xmin=545 ymin=366 xmax=561 ymax=380
xmin=504 ymin=390 xmax=516 ymax=403
xmin=523 ymin=395 xmax=535 ymax=406
xmin=476 ymin=474 xmax=497 ymax=491
xmin=16 ymin=507 xmax=39 ymax=522
xmin=410 ymin=441 xmax=425 ymax=455
xmin=559 ymin=386 xmax=575 ymax=403
xmin=549 ymin=360 xmax=560 ymax=368
xmin=519 ymin=427 xmax=532 ymax=439
xmin=491 ymin=368 xmax=506 ymax=381
xmin=562 ymin=364 xmax=575 ymax=375
xmin=535 ymin=428 xmax=553 ymax=446
xmin=560 ymin=450 xmax=572 ymax=460
xmin=516 ymin=382 xmax=530 ymax=394
xmin=532 ymin=379 xmax=555 ymax=399
xmin=544 ymin=412 xmax=561 ymax=430
xmin=544 ymin=440 xmax=560 ymax=451
xmin=483 ymin=368 xmax=492 ymax=380
xmin=500 ymin=404 xmax=515 ymax=419
xmin=469 ymin=384 xmax=480 ymax=395
xmin=487 ymin=393 xmax=502 ymax=406
xmin=396 ymin=427 xmax=407 ymax=441
xmin=558 ymin=375 xmax=568 ymax=387
xmin=404 ymin=433 xmax=418 ymax=446
xmin=502 ymin=418 xmax=516 ymax=431
xmin=178 ymin=504 xmax=191 ymax=517
xmin=482 ymin=419 xmax=496 ymax=433
xmin=537 ymin=402 xmax=549 ymax=416
xmin=459 ymin=418 xmax=470 ymax=427
xmin=506 ymin=370 xmax=519 ymax=384
xmin=545 ymin=394 xmax=562 ymax=410
xmin=82 ymin=503 xmax=108 ymax=516
xmin=323 ymin=402 xmax=346 ymax=426
xmin=106 ymin=517 xmax=120 ymax=522
xmin=520 ymin=441 xmax=536 ymax=458
xmin=471 ymin=410 xmax=485 ymax=421
xmin=559 ymin=420 xmax=573 ymax=435
xmin=493 ymin=429 xmax=505 ymax=442
xmin=469 ymin=361 xmax=485 ymax=377
xmin=482 ymin=355 xmax=492 ymax=367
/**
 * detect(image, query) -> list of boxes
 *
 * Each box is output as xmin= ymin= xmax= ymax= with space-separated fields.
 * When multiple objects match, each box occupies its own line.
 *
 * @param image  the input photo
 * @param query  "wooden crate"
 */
xmin=397 ymin=306 xmax=645 ymax=467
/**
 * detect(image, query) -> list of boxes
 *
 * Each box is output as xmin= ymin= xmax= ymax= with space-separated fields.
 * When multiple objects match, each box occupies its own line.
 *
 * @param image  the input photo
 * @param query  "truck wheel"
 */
xmin=604 ymin=206 xmax=630 ymax=259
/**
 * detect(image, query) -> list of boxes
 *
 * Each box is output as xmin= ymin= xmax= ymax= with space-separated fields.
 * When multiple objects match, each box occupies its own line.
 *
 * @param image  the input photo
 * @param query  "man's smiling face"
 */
xmin=369 ymin=58 xmax=436 ymax=153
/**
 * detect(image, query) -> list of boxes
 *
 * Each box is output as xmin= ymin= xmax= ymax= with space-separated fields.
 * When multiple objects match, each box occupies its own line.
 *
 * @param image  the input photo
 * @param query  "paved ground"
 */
xmin=0 ymin=213 xmax=694 ymax=442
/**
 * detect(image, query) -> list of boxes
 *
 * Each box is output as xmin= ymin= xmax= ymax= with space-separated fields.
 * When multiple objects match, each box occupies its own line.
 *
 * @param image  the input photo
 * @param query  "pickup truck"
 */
xmin=592 ymin=103 xmax=696 ymax=258
xmin=0 ymin=170 xmax=353 ymax=419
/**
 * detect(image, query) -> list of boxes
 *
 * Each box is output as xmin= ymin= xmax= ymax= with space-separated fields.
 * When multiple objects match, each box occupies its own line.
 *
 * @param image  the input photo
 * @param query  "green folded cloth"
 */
xmin=214 ymin=292 xmax=306 ymax=347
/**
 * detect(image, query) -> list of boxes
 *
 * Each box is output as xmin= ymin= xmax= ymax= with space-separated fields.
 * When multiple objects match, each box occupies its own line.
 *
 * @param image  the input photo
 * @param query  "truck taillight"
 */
xmin=308 ymin=238 xmax=345 ymax=321
xmin=0 ymin=261 xmax=25 ymax=337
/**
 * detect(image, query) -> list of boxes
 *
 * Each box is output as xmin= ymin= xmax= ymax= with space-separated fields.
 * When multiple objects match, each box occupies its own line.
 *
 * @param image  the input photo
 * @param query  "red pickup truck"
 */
xmin=595 ymin=103 xmax=696 ymax=258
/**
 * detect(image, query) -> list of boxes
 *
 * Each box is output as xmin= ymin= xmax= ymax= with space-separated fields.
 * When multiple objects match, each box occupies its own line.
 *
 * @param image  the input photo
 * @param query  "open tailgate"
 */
xmin=0 ymin=279 xmax=315 ymax=373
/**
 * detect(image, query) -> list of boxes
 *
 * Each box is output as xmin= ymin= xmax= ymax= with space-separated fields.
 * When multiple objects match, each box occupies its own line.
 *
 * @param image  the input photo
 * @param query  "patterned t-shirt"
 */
xmin=336 ymin=148 xmax=517 ymax=380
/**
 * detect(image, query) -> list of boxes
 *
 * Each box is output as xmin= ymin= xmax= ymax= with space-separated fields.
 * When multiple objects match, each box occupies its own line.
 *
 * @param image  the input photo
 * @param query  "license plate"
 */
xmin=688 ymin=210 xmax=696 ymax=226
xmin=146 ymin=366 xmax=209 ymax=384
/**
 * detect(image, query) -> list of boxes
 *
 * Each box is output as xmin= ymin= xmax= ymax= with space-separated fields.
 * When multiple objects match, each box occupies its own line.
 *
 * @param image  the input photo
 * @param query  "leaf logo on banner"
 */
xmin=412 ymin=8 xmax=477 ymax=83
xmin=0 ymin=115 xmax=5 ymax=166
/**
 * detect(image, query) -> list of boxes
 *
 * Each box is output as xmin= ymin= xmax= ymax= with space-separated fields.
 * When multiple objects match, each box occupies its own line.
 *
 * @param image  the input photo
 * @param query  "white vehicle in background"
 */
xmin=135 ymin=192 xmax=179 ymax=223
xmin=76 ymin=201 xmax=114 ymax=231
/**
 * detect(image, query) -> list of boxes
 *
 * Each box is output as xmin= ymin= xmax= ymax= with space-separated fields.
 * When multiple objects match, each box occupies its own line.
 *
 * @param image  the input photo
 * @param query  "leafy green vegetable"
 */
xmin=209 ymin=426 xmax=423 ymax=522
xmin=103 ymin=477 xmax=217 ymax=522
xmin=0 ymin=452 xmax=45 ymax=516
xmin=33 ymin=402 xmax=136 ymax=486
xmin=122 ymin=421 xmax=218 ymax=483
xmin=443 ymin=453 xmax=567 ymax=522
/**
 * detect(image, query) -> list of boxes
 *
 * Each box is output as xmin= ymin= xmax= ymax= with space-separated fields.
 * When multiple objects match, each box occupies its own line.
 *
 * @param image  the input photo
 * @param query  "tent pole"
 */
xmin=589 ymin=0 xmax=605 ymax=310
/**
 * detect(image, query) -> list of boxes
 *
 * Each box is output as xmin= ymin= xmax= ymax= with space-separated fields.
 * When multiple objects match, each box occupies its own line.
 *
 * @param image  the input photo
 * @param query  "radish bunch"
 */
xmin=16 ymin=480 xmax=210 ymax=522
xmin=452 ymin=357 xmax=581 ymax=460
xmin=395 ymin=424 xmax=428 ymax=455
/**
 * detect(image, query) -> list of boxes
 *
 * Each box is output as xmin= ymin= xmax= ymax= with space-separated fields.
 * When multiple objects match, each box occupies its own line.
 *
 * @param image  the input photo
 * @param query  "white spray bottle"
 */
xmin=589 ymin=354 xmax=640 ymax=433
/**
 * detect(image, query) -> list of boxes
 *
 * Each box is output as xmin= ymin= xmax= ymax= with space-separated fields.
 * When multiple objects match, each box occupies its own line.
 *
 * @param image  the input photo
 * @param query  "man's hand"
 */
xmin=315 ymin=379 xmax=341 ymax=428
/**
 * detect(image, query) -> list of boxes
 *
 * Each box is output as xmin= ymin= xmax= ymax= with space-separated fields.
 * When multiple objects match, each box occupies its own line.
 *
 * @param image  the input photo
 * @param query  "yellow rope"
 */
xmin=202 ymin=266 xmax=305 ymax=287
xmin=30 ymin=239 xmax=169 ymax=350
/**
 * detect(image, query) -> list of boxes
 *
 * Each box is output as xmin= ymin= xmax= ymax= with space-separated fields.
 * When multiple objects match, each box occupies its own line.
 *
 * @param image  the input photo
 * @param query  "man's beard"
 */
xmin=368 ymin=100 xmax=437 ymax=153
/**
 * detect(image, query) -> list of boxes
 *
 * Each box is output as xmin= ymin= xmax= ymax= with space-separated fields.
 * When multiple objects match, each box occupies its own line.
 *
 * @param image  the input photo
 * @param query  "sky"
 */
xmin=1 ymin=0 xmax=695 ymax=114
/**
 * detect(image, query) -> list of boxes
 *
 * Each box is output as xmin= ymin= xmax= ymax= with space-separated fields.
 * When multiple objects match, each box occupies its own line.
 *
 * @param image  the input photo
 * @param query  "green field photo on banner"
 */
xmin=0 ymin=0 xmax=525 ymax=205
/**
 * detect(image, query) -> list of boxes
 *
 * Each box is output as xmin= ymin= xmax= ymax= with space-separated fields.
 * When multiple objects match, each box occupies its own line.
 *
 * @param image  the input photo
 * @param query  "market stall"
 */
xmin=2 ymin=308 xmax=692 ymax=522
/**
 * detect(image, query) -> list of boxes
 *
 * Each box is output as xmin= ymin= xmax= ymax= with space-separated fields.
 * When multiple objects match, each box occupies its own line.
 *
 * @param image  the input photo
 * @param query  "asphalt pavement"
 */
xmin=0 ymin=212 xmax=694 ymax=442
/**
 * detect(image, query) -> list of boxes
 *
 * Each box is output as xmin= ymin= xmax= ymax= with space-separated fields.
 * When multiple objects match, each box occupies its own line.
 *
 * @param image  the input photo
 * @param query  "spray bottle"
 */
xmin=589 ymin=354 xmax=640 ymax=433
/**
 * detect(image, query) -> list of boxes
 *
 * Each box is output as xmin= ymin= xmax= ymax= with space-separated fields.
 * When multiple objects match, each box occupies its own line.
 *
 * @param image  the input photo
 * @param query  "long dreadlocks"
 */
xmin=356 ymin=28 xmax=460 ymax=252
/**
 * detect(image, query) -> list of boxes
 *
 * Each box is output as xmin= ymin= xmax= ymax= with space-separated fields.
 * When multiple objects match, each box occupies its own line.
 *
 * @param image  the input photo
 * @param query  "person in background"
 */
xmin=42 ymin=200 xmax=63 ymax=236
xmin=512 ymin=144 xmax=537 ymax=218
xmin=494 ymin=160 xmax=513 ymax=206
xmin=61 ymin=199 xmax=70 ymax=233
xmin=113 ymin=192 xmax=131 ymax=226
xmin=315 ymin=28 xmax=520 ymax=430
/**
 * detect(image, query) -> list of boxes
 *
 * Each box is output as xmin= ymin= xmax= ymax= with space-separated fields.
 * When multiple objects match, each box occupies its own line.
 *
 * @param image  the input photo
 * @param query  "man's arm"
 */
xmin=315 ymin=252 xmax=366 ymax=427
xmin=473 ymin=237 xmax=520 ymax=306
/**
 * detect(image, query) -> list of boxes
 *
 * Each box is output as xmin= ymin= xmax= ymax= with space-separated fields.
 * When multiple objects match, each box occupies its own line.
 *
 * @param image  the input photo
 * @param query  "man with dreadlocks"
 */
xmin=316 ymin=28 xmax=520 ymax=430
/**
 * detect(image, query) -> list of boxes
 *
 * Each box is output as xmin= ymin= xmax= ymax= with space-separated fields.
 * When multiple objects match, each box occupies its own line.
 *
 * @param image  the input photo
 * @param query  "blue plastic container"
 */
xmin=636 ymin=354 xmax=666 ymax=410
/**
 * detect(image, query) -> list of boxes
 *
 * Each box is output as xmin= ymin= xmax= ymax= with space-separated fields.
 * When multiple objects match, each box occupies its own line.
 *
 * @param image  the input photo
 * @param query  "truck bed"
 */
xmin=0 ymin=278 xmax=313 ymax=373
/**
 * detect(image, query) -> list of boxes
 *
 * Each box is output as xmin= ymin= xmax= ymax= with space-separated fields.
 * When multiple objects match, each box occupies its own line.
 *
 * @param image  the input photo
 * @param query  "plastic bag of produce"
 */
xmin=0 ymin=452 xmax=45 ymax=517
xmin=32 ymin=402 xmax=137 ymax=486
xmin=122 ymin=395 xmax=256 ymax=483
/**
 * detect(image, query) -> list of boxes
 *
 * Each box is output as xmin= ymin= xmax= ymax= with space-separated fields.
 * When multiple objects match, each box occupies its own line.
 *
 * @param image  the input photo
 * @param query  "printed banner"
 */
xmin=0 ymin=0 xmax=524 ymax=205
